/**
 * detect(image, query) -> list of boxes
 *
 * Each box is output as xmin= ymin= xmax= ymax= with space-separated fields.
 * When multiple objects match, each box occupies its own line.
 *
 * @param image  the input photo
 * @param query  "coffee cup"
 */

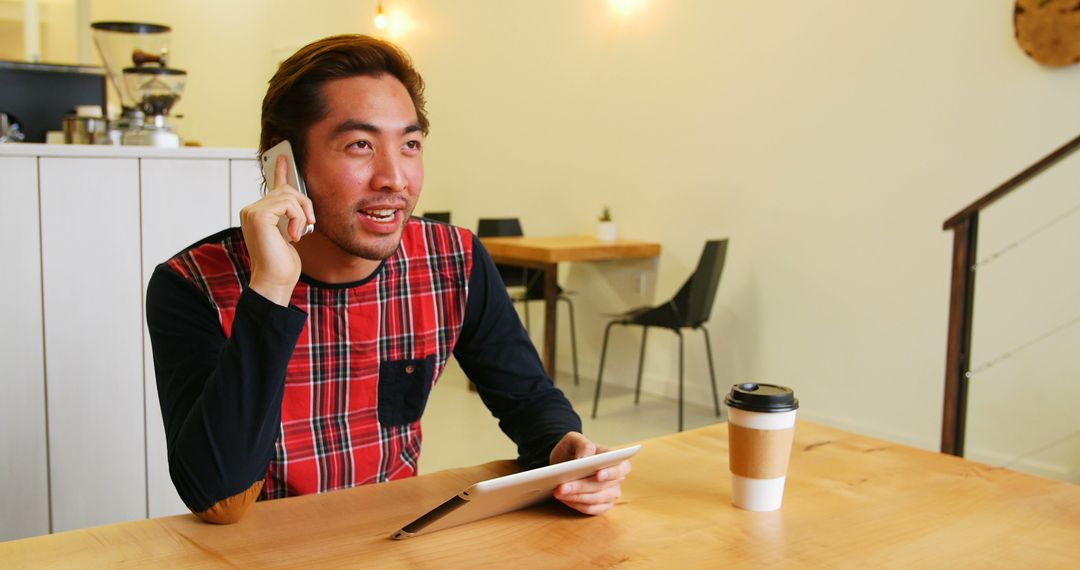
xmin=724 ymin=383 xmax=799 ymax=512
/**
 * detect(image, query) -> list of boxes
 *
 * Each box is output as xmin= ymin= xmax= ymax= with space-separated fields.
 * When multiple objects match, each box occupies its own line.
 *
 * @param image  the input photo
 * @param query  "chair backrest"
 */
xmin=475 ymin=219 xmax=562 ymax=299
xmin=476 ymin=218 xmax=526 ymax=287
xmin=476 ymin=218 xmax=523 ymax=238
xmin=670 ymin=239 xmax=729 ymax=327
xmin=423 ymin=211 xmax=451 ymax=223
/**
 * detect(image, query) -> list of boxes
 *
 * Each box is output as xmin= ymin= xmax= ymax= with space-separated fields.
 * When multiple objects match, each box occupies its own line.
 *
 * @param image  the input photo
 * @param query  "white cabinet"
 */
xmin=0 ymin=157 xmax=50 ymax=542
xmin=0 ymin=145 xmax=258 ymax=539
xmin=39 ymin=157 xmax=146 ymax=532
xmin=140 ymin=159 xmax=232 ymax=518
xmin=230 ymin=158 xmax=263 ymax=225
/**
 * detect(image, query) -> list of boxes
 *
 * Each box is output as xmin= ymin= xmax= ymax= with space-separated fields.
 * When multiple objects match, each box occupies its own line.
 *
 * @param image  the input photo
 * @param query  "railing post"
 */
xmin=941 ymin=214 xmax=978 ymax=456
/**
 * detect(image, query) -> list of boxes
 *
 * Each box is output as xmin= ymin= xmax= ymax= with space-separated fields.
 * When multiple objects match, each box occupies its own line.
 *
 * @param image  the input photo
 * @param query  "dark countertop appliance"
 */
xmin=0 ymin=61 xmax=107 ymax=143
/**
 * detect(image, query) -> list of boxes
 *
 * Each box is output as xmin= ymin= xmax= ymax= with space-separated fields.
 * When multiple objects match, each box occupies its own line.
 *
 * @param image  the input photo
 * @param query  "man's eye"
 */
xmin=350 ymin=140 xmax=372 ymax=150
xmin=405 ymin=140 xmax=422 ymax=150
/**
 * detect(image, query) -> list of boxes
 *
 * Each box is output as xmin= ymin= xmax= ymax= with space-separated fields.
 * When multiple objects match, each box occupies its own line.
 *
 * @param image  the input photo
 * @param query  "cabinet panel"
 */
xmin=140 ymin=159 xmax=231 ymax=518
xmin=230 ymin=158 xmax=262 ymax=226
xmin=0 ymin=157 xmax=50 ymax=541
xmin=39 ymin=157 xmax=145 ymax=532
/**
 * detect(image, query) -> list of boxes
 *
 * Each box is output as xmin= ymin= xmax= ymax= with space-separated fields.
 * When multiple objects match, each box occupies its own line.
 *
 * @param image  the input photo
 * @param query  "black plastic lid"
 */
xmin=91 ymin=22 xmax=171 ymax=34
xmin=723 ymin=383 xmax=798 ymax=413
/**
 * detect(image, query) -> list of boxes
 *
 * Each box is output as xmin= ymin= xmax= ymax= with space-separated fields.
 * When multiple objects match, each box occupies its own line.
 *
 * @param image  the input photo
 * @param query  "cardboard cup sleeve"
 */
xmin=728 ymin=425 xmax=795 ymax=479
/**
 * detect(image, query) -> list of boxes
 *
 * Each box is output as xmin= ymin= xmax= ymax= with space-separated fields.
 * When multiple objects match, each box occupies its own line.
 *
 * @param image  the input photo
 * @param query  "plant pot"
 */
xmin=596 ymin=221 xmax=617 ymax=242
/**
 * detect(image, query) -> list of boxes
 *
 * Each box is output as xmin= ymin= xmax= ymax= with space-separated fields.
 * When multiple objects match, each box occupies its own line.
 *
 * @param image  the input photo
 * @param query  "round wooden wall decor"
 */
xmin=1015 ymin=0 xmax=1080 ymax=66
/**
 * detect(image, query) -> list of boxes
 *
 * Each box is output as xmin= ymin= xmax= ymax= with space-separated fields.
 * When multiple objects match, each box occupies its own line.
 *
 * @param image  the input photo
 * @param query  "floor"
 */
xmin=418 ymin=359 xmax=724 ymax=474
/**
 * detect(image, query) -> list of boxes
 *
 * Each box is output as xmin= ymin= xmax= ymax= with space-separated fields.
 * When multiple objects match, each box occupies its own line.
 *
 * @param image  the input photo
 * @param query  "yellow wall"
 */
xmin=86 ymin=0 xmax=1080 ymax=479
xmin=89 ymin=0 xmax=272 ymax=147
xmin=0 ymin=0 xmax=77 ymax=63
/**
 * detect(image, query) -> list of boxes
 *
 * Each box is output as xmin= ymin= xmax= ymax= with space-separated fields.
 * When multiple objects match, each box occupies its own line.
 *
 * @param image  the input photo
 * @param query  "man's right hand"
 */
xmin=240 ymin=155 xmax=316 ymax=306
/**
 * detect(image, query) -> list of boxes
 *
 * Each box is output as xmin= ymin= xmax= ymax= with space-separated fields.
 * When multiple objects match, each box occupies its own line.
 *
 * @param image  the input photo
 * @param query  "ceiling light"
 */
xmin=375 ymin=1 xmax=387 ymax=30
xmin=608 ymin=0 xmax=646 ymax=16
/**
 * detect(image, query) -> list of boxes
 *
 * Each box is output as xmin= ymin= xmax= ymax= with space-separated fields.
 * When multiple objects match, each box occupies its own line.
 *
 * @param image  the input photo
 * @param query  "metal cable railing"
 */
xmin=941 ymin=132 xmax=1080 ymax=458
xmin=966 ymin=199 xmax=1080 ymax=378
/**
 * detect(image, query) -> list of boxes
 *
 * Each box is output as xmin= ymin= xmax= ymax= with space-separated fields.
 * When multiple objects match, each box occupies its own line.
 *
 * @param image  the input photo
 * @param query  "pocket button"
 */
xmin=405 ymin=365 xmax=415 ymax=374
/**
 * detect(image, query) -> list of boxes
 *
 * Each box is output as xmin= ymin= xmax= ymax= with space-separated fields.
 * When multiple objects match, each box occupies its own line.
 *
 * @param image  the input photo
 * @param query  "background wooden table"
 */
xmin=479 ymin=235 xmax=661 ymax=378
xmin=4 ymin=421 xmax=1078 ymax=568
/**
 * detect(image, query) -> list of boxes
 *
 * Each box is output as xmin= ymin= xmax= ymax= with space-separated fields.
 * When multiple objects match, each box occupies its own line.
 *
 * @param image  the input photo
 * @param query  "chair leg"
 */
xmin=701 ymin=326 xmax=721 ymax=418
xmin=677 ymin=329 xmax=685 ymax=432
xmin=560 ymin=296 xmax=580 ymax=386
xmin=522 ymin=269 xmax=533 ymax=332
xmin=522 ymin=299 xmax=531 ymax=332
xmin=592 ymin=321 xmax=618 ymax=419
xmin=634 ymin=326 xmax=649 ymax=404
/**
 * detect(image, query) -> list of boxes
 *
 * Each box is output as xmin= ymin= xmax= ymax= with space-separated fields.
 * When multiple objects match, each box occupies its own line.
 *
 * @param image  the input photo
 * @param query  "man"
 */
xmin=146 ymin=34 xmax=630 ymax=524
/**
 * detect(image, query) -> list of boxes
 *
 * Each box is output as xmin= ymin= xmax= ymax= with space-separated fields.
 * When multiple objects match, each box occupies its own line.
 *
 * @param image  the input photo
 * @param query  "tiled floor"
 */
xmin=418 ymin=359 xmax=725 ymax=474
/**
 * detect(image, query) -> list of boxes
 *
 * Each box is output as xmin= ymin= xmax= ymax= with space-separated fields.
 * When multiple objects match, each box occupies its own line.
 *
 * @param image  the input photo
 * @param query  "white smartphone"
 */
xmin=260 ymin=140 xmax=314 ymax=237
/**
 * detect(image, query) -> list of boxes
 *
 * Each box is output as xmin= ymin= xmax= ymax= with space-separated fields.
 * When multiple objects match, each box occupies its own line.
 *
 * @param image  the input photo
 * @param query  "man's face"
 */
xmin=302 ymin=74 xmax=424 ymax=261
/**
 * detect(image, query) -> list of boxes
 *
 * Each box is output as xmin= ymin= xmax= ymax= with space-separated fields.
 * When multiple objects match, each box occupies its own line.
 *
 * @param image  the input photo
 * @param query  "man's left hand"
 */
xmin=549 ymin=432 xmax=632 ymax=515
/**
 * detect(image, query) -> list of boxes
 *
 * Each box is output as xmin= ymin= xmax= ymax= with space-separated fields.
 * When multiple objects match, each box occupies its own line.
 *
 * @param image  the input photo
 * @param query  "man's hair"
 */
xmin=259 ymin=34 xmax=429 ymax=171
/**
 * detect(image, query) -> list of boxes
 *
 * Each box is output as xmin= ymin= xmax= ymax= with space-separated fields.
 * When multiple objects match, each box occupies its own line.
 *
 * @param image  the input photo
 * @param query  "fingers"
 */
xmin=548 ymin=433 xmax=634 ymax=516
xmin=599 ymin=459 xmax=631 ymax=483
xmin=281 ymin=204 xmax=304 ymax=243
xmin=301 ymin=200 xmax=315 ymax=236
xmin=557 ymin=460 xmax=631 ymax=496
xmin=243 ymin=192 xmax=310 ymax=242
xmin=554 ymin=475 xmax=625 ymax=515
xmin=275 ymin=154 xmax=289 ymax=190
xmin=242 ymin=184 xmax=314 ymax=225
xmin=263 ymin=155 xmax=315 ymax=241
xmin=251 ymin=188 xmax=314 ymax=244
xmin=549 ymin=432 xmax=595 ymax=464
xmin=559 ymin=495 xmax=617 ymax=516
xmin=282 ymin=194 xmax=312 ymax=243
xmin=553 ymin=459 xmax=632 ymax=516
xmin=579 ymin=442 xmax=598 ymax=459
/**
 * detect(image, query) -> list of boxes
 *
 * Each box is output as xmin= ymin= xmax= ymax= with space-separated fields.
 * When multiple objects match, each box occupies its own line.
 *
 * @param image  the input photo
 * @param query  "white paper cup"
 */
xmin=724 ymin=383 xmax=799 ymax=512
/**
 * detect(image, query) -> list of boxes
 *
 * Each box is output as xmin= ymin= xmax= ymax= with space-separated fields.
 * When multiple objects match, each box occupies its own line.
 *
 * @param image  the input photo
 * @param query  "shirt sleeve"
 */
xmin=145 ymin=264 xmax=307 ymax=512
xmin=453 ymin=234 xmax=583 ymax=469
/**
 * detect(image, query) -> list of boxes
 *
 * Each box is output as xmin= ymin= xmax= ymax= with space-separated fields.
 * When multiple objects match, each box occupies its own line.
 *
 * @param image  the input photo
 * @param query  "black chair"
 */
xmin=422 ymin=211 xmax=451 ymax=224
xmin=476 ymin=218 xmax=580 ymax=385
xmin=591 ymin=239 xmax=729 ymax=431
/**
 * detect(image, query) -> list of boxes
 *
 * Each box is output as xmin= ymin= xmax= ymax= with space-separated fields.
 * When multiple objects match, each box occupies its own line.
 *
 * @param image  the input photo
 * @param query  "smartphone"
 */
xmin=260 ymin=140 xmax=314 ymax=238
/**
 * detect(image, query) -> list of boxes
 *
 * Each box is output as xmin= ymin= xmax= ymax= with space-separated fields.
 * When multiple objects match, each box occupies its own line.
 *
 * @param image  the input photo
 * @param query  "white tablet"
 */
xmin=390 ymin=444 xmax=641 ymax=539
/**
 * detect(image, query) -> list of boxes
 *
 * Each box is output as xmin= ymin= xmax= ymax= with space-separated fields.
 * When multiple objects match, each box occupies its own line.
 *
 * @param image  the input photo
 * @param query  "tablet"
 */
xmin=390 ymin=444 xmax=641 ymax=539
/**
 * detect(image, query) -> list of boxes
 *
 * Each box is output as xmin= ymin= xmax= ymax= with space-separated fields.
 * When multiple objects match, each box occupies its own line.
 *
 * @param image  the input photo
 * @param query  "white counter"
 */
xmin=0 ymin=142 xmax=256 ymax=159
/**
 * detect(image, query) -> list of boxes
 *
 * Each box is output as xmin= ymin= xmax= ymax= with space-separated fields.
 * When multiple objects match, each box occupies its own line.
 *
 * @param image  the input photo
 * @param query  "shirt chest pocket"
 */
xmin=377 ymin=355 xmax=436 ymax=426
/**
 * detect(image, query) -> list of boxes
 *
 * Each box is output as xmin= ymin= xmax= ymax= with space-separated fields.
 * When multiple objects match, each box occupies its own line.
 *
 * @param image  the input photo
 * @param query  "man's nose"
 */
xmin=370 ymin=149 xmax=407 ymax=193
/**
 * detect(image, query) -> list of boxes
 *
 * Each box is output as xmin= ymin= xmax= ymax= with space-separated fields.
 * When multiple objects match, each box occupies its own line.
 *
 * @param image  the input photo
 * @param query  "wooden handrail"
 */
xmin=940 ymin=131 xmax=1080 ymax=456
xmin=944 ymin=132 xmax=1080 ymax=230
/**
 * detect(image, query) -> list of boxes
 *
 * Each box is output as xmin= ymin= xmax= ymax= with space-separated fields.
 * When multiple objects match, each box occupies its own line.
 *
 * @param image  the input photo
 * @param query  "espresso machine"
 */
xmin=91 ymin=22 xmax=186 ymax=147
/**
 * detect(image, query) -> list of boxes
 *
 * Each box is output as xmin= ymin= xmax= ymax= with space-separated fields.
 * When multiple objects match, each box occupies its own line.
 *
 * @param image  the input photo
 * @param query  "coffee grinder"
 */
xmin=91 ymin=22 xmax=186 ymax=147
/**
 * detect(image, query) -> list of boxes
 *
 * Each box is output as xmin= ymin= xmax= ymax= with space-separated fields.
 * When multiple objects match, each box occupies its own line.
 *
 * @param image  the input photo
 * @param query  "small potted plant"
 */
xmin=596 ymin=206 xmax=617 ymax=242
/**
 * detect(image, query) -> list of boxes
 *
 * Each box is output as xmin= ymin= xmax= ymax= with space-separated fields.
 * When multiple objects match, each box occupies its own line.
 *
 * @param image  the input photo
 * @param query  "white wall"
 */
xmin=88 ymin=0 xmax=1080 ymax=478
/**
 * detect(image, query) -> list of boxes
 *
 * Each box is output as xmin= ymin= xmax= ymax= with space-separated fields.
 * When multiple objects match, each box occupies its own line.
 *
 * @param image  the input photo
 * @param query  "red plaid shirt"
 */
xmin=166 ymin=218 xmax=472 ymax=498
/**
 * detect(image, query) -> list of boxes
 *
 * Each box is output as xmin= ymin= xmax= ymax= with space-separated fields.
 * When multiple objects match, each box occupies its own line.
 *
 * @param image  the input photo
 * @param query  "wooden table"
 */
xmin=5 ymin=421 xmax=1078 ymax=568
xmin=480 ymin=235 xmax=661 ymax=378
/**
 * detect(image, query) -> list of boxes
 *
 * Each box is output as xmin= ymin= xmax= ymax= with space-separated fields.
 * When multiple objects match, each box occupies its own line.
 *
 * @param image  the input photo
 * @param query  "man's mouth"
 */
xmin=360 ymin=208 xmax=398 ymax=223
